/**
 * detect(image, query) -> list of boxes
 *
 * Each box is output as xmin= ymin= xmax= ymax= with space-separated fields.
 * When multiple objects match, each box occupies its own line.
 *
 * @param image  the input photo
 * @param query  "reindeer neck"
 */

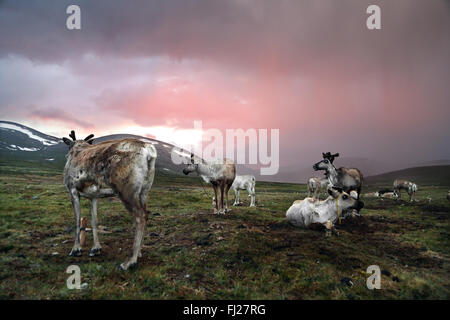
xmin=196 ymin=163 xmax=213 ymax=183
xmin=326 ymin=165 xmax=338 ymax=185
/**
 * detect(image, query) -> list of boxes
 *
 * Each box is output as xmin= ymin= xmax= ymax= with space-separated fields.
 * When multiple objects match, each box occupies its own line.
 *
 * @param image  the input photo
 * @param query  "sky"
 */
xmin=0 ymin=0 xmax=449 ymax=174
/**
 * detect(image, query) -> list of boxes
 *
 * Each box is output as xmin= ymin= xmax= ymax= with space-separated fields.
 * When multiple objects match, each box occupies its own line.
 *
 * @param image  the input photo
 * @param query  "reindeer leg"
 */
xmin=69 ymin=189 xmax=82 ymax=257
xmin=213 ymin=185 xmax=219 ymax=214
xmin=233 ymin=189 xmax=239 ymax=206
xmin=120 ymin=210 xmax=147 ymax=271
xmin=219 ymin=184 xmax=225 ymax=214
xmin=247 ymin=185 xmax=255 ymax=207
xmin=224 ymin=182 xmax=231 ymax=213
xmin=89 ymin=198 xmax=102 ymax=257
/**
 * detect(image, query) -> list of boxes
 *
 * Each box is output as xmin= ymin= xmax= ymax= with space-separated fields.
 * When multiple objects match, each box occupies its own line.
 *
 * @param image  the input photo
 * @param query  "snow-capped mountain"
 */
xmin=0 ymin=120 xmax=190 ymax=174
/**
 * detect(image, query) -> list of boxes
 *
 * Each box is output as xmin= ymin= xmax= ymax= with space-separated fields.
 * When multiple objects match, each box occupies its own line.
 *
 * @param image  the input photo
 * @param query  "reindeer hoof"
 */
xmin=69 ymin=248 xmax=82 ymax=257
xmin=89 ymin=248 xmax=102 ymax=257
xmin=119 ymin=261 xmax=137 ymax=271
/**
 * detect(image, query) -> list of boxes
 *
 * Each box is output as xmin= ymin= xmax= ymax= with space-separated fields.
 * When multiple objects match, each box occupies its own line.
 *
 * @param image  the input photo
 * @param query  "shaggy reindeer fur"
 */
xmin=63 ymin=131 xmax=157 ymax=270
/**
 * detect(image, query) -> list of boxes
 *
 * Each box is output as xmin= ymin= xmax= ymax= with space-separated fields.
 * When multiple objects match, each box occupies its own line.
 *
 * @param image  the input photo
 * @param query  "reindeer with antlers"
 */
xmin=313 ymin=152 xmax=363 ymax=201
xmin=62 ymin=130 xmax=157 ymax=270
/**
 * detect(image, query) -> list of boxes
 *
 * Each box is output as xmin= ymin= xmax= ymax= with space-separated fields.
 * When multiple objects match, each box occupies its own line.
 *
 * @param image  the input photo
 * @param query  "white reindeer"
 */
xmin=62 ymin=131 xmax=157 ymax=271
xmin=231 ymin=175 xmax=256 ymax=207
xmin=183 ymin=154 xmax=236 ymax=214
xmin=307 ymin=177 xmax=329 ymax=199
xmin=393 ymin=179 xmax=417 ymax=202
xmin=286 ymin=187 xmax=364 ymax=228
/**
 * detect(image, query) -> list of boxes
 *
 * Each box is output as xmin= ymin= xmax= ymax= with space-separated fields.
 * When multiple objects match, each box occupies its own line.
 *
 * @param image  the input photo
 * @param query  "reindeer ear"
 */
xmin=62 ymin=137 xmax=73 ymax=146
xmin=327 ymin=187 xmax=340 ymax=198
xmin=333 ymin=153 xmax=339 ymax=158
xmin=86 ymin=138 xmax=94 ymax=145
xmin=328 ymin=186 xmax=343 ymax=198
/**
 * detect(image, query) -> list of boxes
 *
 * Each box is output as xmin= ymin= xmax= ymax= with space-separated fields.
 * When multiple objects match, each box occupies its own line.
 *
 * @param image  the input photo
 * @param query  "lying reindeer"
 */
xmin=232 ymin=175 xmax=256 ymax=207
xmin=374 ymin=188 xmax=398 ymax=199
xmin=393 ymin=179 xmax=417 ymax=202
xmin=62 ymin=131 xmax=157 ymax=270
xmin=286 ymin=187 xmax=364 ymax=228
xmin=183 ymin=154 xmax=236 ymax=214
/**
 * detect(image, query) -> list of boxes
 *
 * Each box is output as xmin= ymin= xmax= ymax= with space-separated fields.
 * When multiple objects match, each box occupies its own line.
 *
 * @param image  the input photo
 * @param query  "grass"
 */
xmin=0 ymin=160 xmax=449 ymax=299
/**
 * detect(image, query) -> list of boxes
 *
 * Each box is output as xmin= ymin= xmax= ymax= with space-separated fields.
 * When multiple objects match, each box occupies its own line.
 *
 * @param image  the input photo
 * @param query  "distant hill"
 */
xmin=365 ymin=165 xmax=450 ymax=186
xmin=0 ymin=121 xmax=191 ymax=175
xmin=2 ymin=120 xmax=450 ymax=185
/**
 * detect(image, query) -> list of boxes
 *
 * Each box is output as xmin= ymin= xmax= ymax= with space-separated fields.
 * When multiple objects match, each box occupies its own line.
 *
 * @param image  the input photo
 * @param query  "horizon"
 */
xmin=2 ymin=118 xmax=449 ymax=184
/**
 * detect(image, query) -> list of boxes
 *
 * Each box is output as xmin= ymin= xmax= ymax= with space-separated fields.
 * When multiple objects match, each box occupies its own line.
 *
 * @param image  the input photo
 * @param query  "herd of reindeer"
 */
xmin=61 ymin=131 xmax=435 ymax=270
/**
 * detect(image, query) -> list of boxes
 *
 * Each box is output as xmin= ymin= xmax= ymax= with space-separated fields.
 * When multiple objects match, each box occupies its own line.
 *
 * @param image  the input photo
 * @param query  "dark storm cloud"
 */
xmin=1 ymin=0 xmax=448 ymax=72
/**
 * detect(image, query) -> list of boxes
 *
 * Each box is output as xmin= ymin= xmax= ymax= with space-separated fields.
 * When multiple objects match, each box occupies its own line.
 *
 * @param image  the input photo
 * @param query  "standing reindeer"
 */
xmin=183 ymin=154 xmax=236 ymax=214
xmin=312 ymin=153 xmax=363 ymax=200
xmin=232 ymin=175 xmax=256 ymax=207
xmin=62 ymin=131 xmax=157 ymax=271
xmin=307 ymin=177 xmax=329 ymax=199
xmin=393 ymin=179 xmax=417 ymax=202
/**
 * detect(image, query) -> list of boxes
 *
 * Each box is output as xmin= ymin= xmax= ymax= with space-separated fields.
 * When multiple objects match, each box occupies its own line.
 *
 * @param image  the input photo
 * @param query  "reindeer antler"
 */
xmin=84 ymin=134 xmax=94 ymax=141
xmin=323 ymin=152 xmax=340 ymax=164
xmin=69 ymin=130 xmax=76 ymax=141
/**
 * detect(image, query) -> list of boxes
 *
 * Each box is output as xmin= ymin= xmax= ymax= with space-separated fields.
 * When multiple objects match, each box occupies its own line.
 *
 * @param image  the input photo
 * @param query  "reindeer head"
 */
xmin=62 ymin=130 xmax=95 ymax=149
xmin=313 ymin=157 xmax=334 ymax=171
xmin=327 ymin=187 xmax=364 ymax=213
xmin=322 ymin=152 xmax=339 ymax=164
xmin=182 ymin=153 xmax=197 ymax=175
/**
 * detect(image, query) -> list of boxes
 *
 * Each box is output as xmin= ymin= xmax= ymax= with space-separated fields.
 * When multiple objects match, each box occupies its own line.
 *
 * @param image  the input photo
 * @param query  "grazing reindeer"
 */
xmin=286 ymin=187 xmax=364 ymax=228
xmin=183 ymin=154 xmax=236 ymax=214
xmin=307 ymin=177 xmax=330 ymax=199
xmin=393 ymin=180 xmax=417 ymax=202
xmin=62 ymin=130 xmax=157 ymax=271
xmin=312 ymin=154 xmax=363 ymax=200
xmin=232 ymin=175 xmax=256 ymax=207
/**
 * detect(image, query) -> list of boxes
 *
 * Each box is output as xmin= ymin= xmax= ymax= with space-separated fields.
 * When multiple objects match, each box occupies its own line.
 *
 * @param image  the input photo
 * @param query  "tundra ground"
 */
xmin=0 ymin=160 xmax=449 ymax=299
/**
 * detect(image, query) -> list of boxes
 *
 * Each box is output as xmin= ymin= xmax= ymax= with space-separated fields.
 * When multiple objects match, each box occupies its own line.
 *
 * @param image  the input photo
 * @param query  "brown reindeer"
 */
xmin=62 ymin=131 xmax=157 ymax=270
xmin=183 ymin=154 xmax=236 ymax=214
